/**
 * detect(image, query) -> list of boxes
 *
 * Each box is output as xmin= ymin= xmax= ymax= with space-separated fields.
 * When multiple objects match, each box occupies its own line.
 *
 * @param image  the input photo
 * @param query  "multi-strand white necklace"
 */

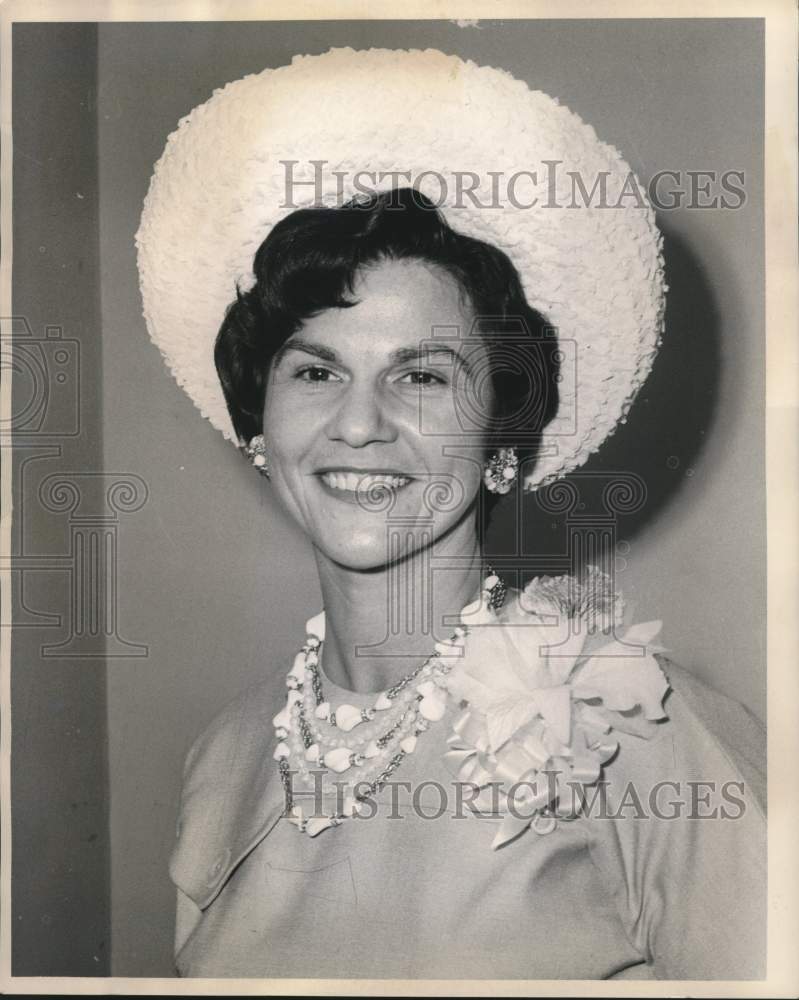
xmin=273 ymin=571 xmax=506 ymax=836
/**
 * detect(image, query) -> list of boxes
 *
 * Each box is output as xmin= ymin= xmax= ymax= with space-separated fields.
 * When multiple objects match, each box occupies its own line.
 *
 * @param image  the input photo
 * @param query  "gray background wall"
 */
xmin=11 ymin=23 xmax=110 ymax=976
xmin=12 ymin=18 xmax=764 ymax=978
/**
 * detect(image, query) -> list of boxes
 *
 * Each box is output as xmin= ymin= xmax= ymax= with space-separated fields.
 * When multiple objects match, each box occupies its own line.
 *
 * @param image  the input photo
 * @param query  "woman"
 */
xmin=137 ymin=48 xmax=766 ymax=980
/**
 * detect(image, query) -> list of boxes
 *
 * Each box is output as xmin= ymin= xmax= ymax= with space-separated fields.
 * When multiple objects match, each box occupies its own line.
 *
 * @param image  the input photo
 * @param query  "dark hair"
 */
xmin=215 ymin=187 xmax=559 ymax=480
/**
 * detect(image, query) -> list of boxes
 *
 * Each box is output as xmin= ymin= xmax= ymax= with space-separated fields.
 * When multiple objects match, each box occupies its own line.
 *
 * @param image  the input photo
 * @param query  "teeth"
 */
xmin=321 ymin=472 xmax=411 ymax=492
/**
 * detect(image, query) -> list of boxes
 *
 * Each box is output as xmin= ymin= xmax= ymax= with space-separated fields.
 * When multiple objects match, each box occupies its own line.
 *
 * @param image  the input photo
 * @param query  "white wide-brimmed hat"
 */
xmin=136 ymin=47 xmax=665 ymax=491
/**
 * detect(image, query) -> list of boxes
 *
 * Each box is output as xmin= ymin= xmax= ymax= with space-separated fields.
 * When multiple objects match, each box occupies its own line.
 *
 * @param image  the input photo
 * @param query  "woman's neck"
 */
xmin=312 ymin=521 xmax=484 ymax=694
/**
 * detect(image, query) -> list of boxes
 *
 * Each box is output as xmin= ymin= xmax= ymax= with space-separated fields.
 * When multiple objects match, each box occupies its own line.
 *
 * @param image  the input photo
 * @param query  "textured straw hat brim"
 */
xmin=136 ymin=47 xmax=666 ymax=490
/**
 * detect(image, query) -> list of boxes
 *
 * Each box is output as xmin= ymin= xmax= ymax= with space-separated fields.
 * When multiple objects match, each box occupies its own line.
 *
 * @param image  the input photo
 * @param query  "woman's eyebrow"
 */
xmin=274 ymin=341 xmax=474 ymax=374
xmin=272 ymin=340 xmax=340 ymax=367
xmin=390 ymin=345 xmax=473 ymax=375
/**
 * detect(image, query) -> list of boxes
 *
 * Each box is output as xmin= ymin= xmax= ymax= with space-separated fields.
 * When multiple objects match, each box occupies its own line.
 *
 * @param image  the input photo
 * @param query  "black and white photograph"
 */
xmin=1 ymin=2 xmax=796 ymax=992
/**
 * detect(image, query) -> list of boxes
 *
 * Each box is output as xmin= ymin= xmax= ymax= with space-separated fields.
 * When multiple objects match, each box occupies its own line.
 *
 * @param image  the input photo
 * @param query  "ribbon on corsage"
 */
xmin=440 ymin=568 xmax=670 ymax=849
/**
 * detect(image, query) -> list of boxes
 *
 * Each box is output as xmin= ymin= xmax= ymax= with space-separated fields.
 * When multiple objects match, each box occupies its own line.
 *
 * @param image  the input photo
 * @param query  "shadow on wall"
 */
xmin=486 ymin=223 xmax=722 ymax=565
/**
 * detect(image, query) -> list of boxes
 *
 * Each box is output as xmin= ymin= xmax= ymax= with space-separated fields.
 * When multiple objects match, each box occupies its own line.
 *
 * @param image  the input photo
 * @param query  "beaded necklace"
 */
xmin=273 ymin=571 xmax=506 ymax=837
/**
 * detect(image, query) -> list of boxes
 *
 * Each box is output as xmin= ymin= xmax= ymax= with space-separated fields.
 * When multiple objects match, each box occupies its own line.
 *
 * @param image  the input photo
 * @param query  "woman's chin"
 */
xmin=312 ymin=530 xmax=429 ymax=572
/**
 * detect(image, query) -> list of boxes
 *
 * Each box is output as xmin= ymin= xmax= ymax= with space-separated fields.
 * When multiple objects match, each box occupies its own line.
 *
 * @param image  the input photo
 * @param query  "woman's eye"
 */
xmin=400 ymin=370 xmax=447 ymax=387
xmin=295 ymin=365 xmax=339 ymax=383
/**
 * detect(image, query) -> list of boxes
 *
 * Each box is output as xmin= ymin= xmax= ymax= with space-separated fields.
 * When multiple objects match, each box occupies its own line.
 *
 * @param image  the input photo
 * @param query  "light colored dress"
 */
xmin=169 ymin=603 xmax=766 ymax=980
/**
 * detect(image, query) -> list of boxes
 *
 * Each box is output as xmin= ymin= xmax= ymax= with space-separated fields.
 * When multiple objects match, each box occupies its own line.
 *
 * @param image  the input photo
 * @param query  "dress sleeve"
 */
xmin=585 ymin=659 xmax=766 ymax=980
xmin=171 ymin=733 xmax=204 ymax=970
xmin=174 ymin=886 xmax=203 ymax=967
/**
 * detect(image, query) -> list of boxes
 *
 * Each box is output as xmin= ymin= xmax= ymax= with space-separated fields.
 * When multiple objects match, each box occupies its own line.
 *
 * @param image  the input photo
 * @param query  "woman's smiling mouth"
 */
xmin=317 ymin=469 xmax=414 ymax=500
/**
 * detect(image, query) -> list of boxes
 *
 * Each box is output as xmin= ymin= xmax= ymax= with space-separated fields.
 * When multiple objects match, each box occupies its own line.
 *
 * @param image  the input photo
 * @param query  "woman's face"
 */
xmin=262 ymin=258 xmax=496 ymax=570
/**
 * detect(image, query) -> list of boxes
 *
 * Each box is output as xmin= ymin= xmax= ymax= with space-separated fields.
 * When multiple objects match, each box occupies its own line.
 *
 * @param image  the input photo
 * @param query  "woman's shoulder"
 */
xmin=170 ymin=670 xmax=286 ymax=910
xmin=648 ymin=654 xmax=765 ymax=809
xmin=657 ymin=656 xmax=765 ymax=751
xmin=495 ymin=581 xmax=765 ymax=802
xmin=585 ymin=653 xmax=766 ymax=812
xmin=580 ymin=655 xmax=767 ymax=979
xmin=179 ymin=670 xmax=284 ymax=788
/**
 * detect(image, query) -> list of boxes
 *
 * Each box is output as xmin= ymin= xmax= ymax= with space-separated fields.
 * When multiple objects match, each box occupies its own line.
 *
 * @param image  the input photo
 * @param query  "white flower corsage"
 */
xmin=441 ymin=568 xmax=670 ymax=849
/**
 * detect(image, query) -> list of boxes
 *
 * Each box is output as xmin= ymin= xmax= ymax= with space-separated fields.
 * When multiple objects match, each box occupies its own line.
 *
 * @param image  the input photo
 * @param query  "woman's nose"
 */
xmin=324 ymin=384 xmax=398 ymax=448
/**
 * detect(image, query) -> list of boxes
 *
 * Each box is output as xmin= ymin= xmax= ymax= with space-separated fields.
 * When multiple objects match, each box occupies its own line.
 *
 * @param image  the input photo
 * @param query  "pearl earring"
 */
xmin=244 ymin=434 xmax=270 ymax=478
xmin=484 ymin=447 xmax=518 ymax=494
